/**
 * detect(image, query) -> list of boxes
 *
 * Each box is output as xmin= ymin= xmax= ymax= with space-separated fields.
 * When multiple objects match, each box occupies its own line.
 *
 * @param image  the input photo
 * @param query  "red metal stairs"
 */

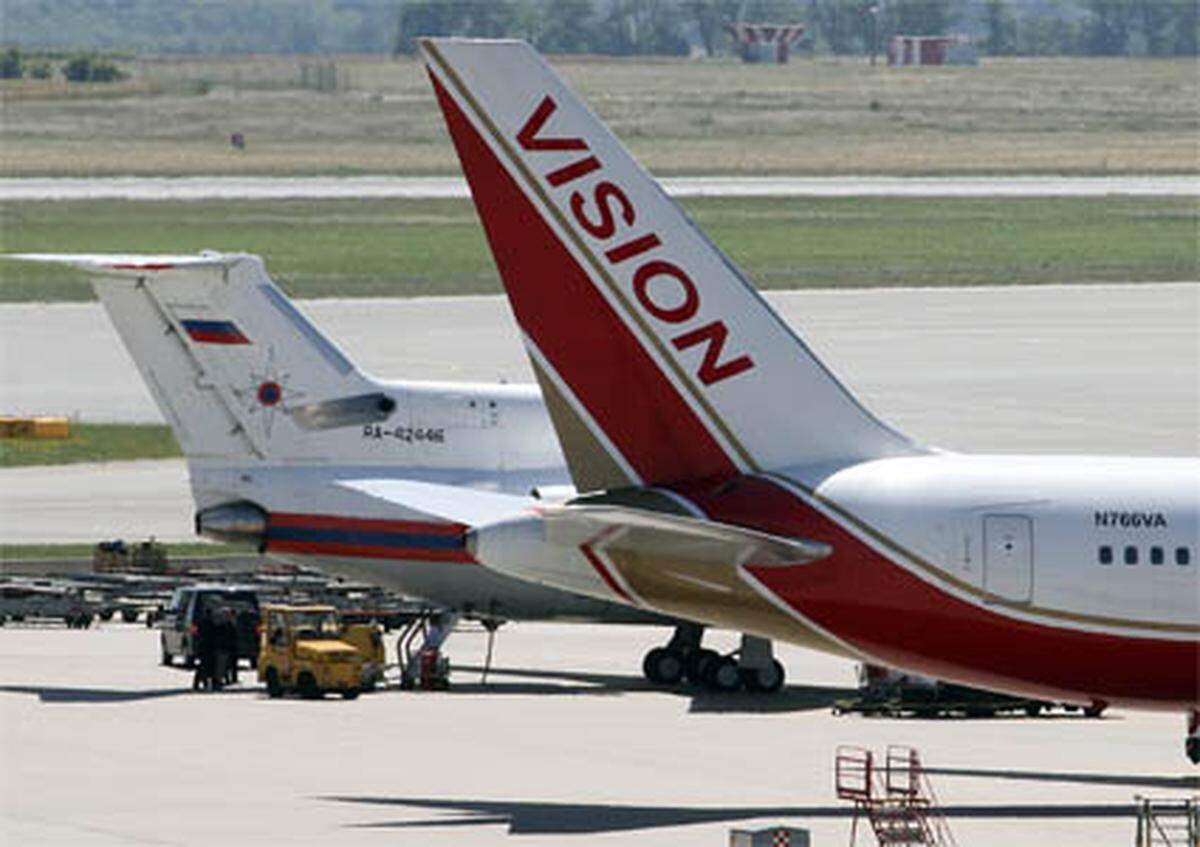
xmin=835 ymin=745 xmax=957 ymax=847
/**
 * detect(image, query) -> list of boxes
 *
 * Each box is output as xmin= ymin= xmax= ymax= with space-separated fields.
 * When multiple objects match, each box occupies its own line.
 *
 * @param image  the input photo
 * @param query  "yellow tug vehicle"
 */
xmin=258 ymin=605 xmax=379 ymax=700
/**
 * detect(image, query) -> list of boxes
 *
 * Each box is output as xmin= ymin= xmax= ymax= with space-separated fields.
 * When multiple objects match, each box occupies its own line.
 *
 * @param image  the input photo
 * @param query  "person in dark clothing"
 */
xmin=192 ymin=607 xmax=217 ymax=691
xmin=216 ymin=608 xmax=239 ymax=687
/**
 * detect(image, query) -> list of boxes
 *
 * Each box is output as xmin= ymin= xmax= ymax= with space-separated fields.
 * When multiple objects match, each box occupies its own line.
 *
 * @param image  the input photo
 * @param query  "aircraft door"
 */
xmin=982 ymin=514 xmax=1033 ymax=603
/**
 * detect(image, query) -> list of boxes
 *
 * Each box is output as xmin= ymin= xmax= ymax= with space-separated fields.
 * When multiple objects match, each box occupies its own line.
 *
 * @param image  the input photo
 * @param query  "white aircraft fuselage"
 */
xmin=416 ymin=37 xmax=1199 ymax=729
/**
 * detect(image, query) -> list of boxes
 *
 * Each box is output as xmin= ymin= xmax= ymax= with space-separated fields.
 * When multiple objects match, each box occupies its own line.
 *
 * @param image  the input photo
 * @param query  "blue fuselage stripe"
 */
xmin=267 ymin=526 xmax=465 ymax=550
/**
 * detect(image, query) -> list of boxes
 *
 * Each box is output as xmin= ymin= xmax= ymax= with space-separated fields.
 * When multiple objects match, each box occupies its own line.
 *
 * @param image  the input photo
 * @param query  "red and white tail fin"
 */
xmin=422 ymin=38 xmax=923 ymax=492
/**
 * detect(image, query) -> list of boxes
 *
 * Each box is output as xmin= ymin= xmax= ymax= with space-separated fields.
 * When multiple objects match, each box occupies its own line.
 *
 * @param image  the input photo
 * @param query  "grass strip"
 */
xmin=0 ymin=196 xmax=1195 ymax=303
xmin=1 ymin=541 xmax=256 ymax=561
xmin=0 ymin=423 xmax=181 ymax=467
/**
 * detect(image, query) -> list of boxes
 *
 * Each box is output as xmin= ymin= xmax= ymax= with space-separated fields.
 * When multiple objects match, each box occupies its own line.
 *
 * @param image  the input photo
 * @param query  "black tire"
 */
xmin=342 ymin=688 xmax=360 ymax=700
xmin=642 ymin=647 xmax=684 ymax=685
xmin=1024 ymin=703 xmax=1043 ymax=717
xmin=98 ymin=609 xmax=114 ymax=622
xmin=657 ymin=649 xmax=683 ymax=684
xmin=685 ymin=648 xmax=720 ymax=685
xmin=1083 ymin=703 xmax=1106 ymax=718
xmin=161 ymin=650 xmax=173 ymax=667
xmin=298 ymin=672 xmax=321 ymax=700
xmin=1186 ymin=736 xmax=1199 ymax=765
xmin=265 ymin=667 xmax=284 ymax=699
xmin=121 ymin=609 xmax=138 ymax=624
xmin=704 ymin=656 xmax=743 ymax=693
xmin=741 ymin=659 xmax=786 ymax=694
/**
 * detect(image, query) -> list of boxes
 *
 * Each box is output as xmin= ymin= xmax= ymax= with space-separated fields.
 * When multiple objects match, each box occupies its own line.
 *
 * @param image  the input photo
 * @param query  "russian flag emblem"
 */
xmin=180 ymin=319 xmax=251 ymax=345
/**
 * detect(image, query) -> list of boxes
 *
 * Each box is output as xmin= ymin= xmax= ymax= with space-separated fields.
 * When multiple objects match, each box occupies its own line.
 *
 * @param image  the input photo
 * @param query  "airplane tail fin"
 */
xmin=422 ymin=38 xmax=924 ymax=492
xmin=13 ymin=252 xmax=389 ymax=465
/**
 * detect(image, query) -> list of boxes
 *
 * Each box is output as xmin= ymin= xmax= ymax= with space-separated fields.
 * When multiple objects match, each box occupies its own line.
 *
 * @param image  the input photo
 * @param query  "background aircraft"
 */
xmin=402 ymin=37 xmax=1199 ymax=760
xmin=14 ymin=250 xmax=778 ymax=690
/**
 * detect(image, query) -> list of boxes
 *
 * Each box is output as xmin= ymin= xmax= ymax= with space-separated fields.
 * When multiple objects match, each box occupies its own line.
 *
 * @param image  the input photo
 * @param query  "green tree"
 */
xmin=535 ymin=0 xmax=599 ymax=53
xmin=1080 ymin=0 xmax=1136 ymax=55
xmin=807 ymin=1 xmax=874 ymax=55
xmin=0 ymin=47 xmax=25 ymax=79
xmin=890 ymin=0 xmax=956 ymax=36
xmin=1166 ymin=0 xmax=1198 ymax=56
xmin=686 ymin=0 xmax=741 ymax=56
xmin=983 ymin=0 xmax=1017 ymax=55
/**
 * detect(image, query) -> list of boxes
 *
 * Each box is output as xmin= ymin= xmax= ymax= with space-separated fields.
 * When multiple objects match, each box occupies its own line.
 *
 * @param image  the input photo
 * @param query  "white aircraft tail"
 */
xmin=15 ymin=253 xmax=392 ymax=464
xmin=422 ymin=38 xmax=925 ymax=492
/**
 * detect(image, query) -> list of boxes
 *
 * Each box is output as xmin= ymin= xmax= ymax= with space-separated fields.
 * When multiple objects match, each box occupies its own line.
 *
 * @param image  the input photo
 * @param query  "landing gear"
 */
xmin=685 ymin=648 xmax=720 ymax=685
xmin=735 ymin=635 xmax=786 ymax=693
xmin=704 ymin=655 xmax=742 ymax=692
xmin=641 ymin=623 xmax=701 ymax=686
xmin=642 ymin=647 xmax=685 ymax=684
xmin=1187 ymin=711 xmax=1199 ymax=765
xmin=640 ymin=627 xmax=786 ymax=695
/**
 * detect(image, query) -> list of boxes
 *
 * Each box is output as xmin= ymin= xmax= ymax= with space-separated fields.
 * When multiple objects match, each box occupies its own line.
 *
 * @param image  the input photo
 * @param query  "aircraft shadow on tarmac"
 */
xmin=453 ymin=664 xmax=855 ymax=714
xmin=323 ymin=796 xmax=1144 ymax=835
xmin=925 ymin=766 xmax=1200 ymax=792
xmin=0 ymin=684 xmax=256 ymax=703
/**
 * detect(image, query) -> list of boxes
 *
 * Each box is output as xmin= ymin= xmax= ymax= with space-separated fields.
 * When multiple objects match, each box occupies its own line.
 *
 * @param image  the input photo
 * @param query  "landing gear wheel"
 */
xmin=704 ymin=656 xmax=743 ymax=693
xmin=121 ymin=609 xmax=139 ymax=624
xmin=685 ymin=649 xmax=719 ymax=685
xmin=741 ymin=659 xmax=785 ymax=693
xmin=642 ymin=647 xmax=684 ymax=685
xmin=298 ymin=672 xmax=321 ymax=700
xmin=342 ymin=688 xmax=360 ymax=700
xmin=1083 ymin=702 xmax=1107 ymax=718
xmin=265 ymin=668 xmax=283 ymax=699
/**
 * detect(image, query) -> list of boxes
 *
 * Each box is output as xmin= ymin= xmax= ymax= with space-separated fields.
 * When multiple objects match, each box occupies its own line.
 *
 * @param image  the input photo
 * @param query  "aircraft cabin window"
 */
xmin=1124 ymin=546 xmax=1138 ymax=565
xmin=1177 ymin=547 xmax=1192 ymax=566
xmin=1150 ymin=546 xmax=1164 ymax=565
xmin=1098 ymin=546 xmax=1113 ymax=565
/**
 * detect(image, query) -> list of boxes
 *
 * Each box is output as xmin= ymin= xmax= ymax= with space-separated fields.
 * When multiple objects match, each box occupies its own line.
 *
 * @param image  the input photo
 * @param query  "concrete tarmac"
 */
xmin=0 ymin=460 xmax=192 ymax=544
xmin=2 ymin=174 xmax=1196 ymax=201
xmin=1 ymin=284 xmax=1196 ymax=543
xmin=1 ymin=623 xmax=1192 ymax=846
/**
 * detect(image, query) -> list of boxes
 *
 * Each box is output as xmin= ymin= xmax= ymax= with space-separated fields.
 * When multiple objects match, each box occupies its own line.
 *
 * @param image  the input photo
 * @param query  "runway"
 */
xmin=2 ymin=283 xmax=1195 ymax=544
xmin=0 ymin=624 xmax=1190 ymax=846
xmin=1 ymin=174 xmax=1196 ymax=201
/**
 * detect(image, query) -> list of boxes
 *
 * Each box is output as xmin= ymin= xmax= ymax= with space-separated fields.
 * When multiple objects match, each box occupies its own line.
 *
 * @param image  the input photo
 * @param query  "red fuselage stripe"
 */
xmin=671 ymin=474 xmax=1196 ymax=707
xmin=267 ymin=538 xmax=474 ymax=563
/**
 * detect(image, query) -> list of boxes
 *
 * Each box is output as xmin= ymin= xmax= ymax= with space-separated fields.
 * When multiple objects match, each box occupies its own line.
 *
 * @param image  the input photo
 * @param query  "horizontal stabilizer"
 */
xmin=536 ymin=504 xmax=829 ymax=569
xmin=467 ymin=499 xmax=831 ymax=611
xmin=8 ymin=252 xmax=231 ymax=274
xmin=338 ymin=478 xmax=535 ymax=527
